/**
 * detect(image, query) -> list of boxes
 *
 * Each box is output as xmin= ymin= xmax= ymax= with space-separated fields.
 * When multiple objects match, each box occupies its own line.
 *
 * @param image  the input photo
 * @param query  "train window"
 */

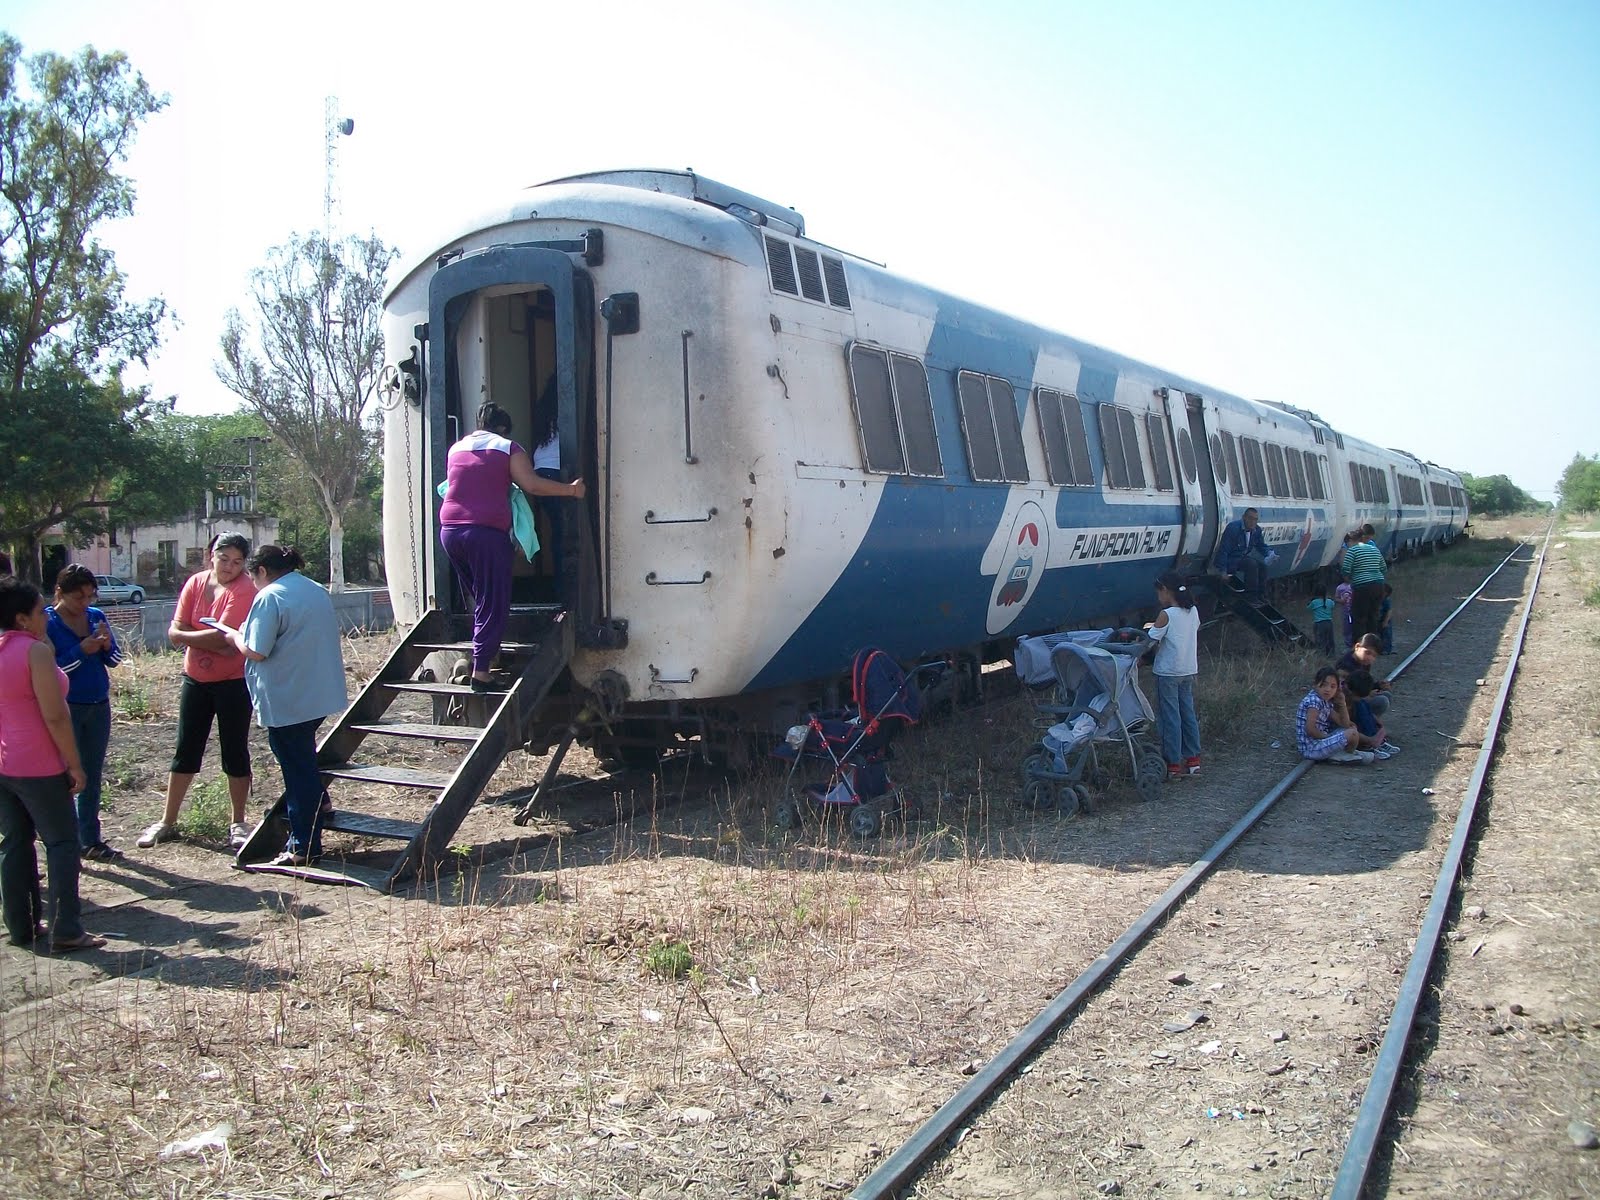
xmin=1209 ymin=434 xmax=1227 ymax=487
xmin=957 ymin=371 xmax=1027 ymax=483
xmin=1264 ymin=443 xmax=1289 ymax=498
xmin=1375 ymin=466 xmax=1390 ymax=504
xmin=1035 ymin=389 xmax=1094 ymax=486
xmin=1239 ymin=437 xmax=1268 ymax=497
xmin=892 ymin=356 xmax=943 ymax=476
xmin=1286 ymin=449 xmax=1308 ymax=499
xmin=1098 ymin=404 xmax=1128 ymax=488
xmin=1144 ymin=413 xmax=1175 ymax=491
xmin=847 ymin=345 xmax=943 ymax=477
xmin=1221 ymin=432 xmax=1244 ymax=494
xmin=1176 ymin=427 xmax=1198 ymax=484
xmin=1306 ymin=453 xmax=1326 ymax=500
xmin=1120 ymin=408 xmax=1147 ymax=488
xmin=822 ymin=256 xmax=851 ymax=308
xmin=1349 ymin=462 xmax=1365 ymax=502
xmin=765 ymin=235 xmax=798 ymax=295
xmin=793 ymin=247 xmax=826 ymax=303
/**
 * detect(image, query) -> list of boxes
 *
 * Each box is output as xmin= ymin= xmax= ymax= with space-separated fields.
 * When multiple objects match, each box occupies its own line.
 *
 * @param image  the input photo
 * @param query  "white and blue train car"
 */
xmin=379 ymin=170 xmax=1466 ymax=753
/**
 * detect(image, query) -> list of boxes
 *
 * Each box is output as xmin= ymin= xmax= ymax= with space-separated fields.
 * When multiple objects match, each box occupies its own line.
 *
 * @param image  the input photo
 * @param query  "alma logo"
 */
xmin=986 ymin=500 xmax=1049 ymax=634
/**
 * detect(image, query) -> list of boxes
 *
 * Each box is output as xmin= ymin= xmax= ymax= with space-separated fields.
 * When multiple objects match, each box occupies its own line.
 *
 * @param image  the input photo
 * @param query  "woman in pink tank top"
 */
xmin=0 ymin=577 xmax=104 ymax=951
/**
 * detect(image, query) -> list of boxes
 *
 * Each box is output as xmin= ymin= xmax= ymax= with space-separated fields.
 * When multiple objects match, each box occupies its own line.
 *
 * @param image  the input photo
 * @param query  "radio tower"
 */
xmin=323 ymin=96 xmax=354 ymax=245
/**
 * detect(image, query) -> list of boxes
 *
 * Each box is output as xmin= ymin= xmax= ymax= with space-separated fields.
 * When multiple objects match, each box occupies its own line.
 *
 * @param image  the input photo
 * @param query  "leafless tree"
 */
xmin=217 ymin=231 xmax=395 ymax=591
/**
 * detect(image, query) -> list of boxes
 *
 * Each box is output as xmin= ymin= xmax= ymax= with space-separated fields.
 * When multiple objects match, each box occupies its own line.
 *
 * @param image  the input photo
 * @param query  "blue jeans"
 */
xmin=267 ymin=719 xmax=325 ymax=857
xmin=0 ymin=772 xmax=86 ymax=942
xmin=70 ymin=700 xmax=112 ymax=847
xmin=1155 ymin=674 xmax=1201 ymax=766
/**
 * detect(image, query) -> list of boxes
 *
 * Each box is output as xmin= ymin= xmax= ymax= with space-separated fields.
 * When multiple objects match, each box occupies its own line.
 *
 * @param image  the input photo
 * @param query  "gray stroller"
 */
xmin=1016 ymin=636 xmax=1166 ymax=813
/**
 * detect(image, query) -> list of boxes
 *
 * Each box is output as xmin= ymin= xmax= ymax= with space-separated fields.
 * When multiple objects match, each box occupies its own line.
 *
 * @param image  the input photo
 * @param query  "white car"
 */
xmin=93 ymin=574 xmax=145 ymax=605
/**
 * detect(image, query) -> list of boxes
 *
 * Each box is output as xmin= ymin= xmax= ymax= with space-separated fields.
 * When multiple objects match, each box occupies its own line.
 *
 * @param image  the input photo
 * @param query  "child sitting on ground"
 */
xmin=1296 ymin=667 xmax=1371 ymax=764
xmin=1336 ymin=634 xmax=1393 ymax=717
xmin=1345 ymin=669 xmax=1400 ymax=759
xmin=1379 ymin=584 xmax=1395 ymax=654
xmin=1334 ymin=581 xmax=1355 ymax=649
xmin=1307 ymin=586 xmax=1336 ymax=653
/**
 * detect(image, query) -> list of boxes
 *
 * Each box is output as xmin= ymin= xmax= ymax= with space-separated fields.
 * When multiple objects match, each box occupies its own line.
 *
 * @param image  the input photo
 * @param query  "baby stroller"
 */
xmin=1016 ymin=635 xmax=1166 ymax=813
xmin=771 ymin=647 xmax=929 ymax=837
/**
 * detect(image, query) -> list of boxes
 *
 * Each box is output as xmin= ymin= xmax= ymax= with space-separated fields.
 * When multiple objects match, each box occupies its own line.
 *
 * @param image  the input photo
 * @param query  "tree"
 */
xmin=1461 ymin=472 xmax=1540 ymax=517
xmin=1557 ymin=453 xmax=1600 ymax=514
xmin=0 ymin=36 xmax=169 ymax=578
xmin=217 ymin=231 xmax=396 ymax=591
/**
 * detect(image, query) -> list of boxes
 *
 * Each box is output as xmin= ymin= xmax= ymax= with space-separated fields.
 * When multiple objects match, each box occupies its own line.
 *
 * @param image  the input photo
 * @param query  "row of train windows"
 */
xmin=1431 ymin=481 xmax=1467 ymax=508
xmin=1349 ymin=462 xmax=1391 ymax=505
xmin=1217 ymin=431 xmax=1329 ymax=501
xmin=851 ymin=345 xmax=1216 ymax=494
xmin=847 ymin=345 xmax=1461 ymax=510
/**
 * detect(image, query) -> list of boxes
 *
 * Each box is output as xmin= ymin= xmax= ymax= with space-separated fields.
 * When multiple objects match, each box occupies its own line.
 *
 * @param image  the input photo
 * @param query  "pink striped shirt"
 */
xmin=0 ymin=631 xmax=69 ymax=777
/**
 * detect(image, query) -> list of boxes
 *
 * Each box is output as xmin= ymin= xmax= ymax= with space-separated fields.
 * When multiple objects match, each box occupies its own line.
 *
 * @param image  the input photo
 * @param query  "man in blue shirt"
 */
xmin=1216 ymin=507 xmax=1274 ymax=598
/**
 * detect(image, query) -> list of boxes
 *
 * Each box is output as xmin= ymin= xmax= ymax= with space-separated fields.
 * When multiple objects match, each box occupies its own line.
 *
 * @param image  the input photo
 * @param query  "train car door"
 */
xmin=425 ymin=245 xmax=604 ymax=639
xmin=1159 ymin=387 xmax=1220 ymax=575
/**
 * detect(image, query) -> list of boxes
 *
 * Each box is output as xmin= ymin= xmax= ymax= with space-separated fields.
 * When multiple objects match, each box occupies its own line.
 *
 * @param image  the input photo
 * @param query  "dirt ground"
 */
xmin=0 ymin=518 xmax=1594 ymax=1199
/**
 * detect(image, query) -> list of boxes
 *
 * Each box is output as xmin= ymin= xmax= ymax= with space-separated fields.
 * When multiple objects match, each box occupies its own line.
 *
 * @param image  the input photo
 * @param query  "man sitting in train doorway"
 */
xmin=1216 ymin=507 xmax=1274 ymax=599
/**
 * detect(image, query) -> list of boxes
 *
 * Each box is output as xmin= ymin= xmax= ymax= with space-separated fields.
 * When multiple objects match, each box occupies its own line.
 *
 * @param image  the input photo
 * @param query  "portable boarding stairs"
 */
xmin=1216 ymin=577 xmax=1308 ymax=647
xmin=234 ymin=604 xmax=574 ymax=890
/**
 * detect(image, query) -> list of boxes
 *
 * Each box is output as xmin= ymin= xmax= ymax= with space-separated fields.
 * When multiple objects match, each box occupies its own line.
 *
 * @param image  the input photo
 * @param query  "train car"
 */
xmin=378 ymin=169 xmax=1466 ymax=757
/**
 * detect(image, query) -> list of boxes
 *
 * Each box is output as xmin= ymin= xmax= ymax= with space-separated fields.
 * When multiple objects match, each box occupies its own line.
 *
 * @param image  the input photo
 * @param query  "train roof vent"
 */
xmin=765 ymin=235 xmax=798 ymax=295
xmin=536 ymin=169 xmax=805 ymax=236
xmin=823 ymin=255 xmax=851 ymax=308
xmin=794 ymin=246 xmax=827 ymax=302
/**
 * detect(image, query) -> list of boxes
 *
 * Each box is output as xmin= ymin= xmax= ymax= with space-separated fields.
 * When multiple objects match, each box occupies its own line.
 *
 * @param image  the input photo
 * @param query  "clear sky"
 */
xmin=3 ymin=0 xmax=1596 ymax=497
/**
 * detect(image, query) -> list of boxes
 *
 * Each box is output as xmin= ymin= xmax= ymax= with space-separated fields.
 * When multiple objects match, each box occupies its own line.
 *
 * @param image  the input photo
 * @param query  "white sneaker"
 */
xmin=1356 ymin=750 xmax=1377 ymax=764
xmin=1381 ymin=742 xmax=1401 ymax=755
xmin=1328 ymin=750 xmax=1364 ymax=764
xmin=229 ymin=822 xmax=251 ymax=850
xmin=136 ymin=821 xmax=177 ymax=848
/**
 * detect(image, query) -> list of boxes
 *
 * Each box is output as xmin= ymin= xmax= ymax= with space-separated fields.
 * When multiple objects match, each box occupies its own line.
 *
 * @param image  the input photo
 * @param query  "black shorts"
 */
xmin=170 ymin=675 xmax=254 ymax=777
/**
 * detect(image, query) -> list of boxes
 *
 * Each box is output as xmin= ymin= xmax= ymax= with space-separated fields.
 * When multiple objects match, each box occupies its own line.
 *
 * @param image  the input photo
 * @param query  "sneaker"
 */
xmin=136 ymin=821 xmax=177 ymax=848
xmin=1184 ymin=757 xmax=1202 ymax=776
xmin=229 ymin=822 xmax=251 ymax=851
xmin=81 ymin=841 xmax=126 ymax=862
xmin=1166 ymin=764 xmax=1185 ymax=781
xmin=1381 ymin=741 xmax=1400 ymax=755
xmin=1372 ymin=745 xmax=1395 ymax=760
xmin=1328 ymin=750 xmax=1365 ymax=764
xmin=1356 ymin=750 xmax=1377 ymax=764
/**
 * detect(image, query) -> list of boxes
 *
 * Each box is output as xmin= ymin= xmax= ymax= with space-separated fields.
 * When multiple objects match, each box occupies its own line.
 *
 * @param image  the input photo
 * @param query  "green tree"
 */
xmin=1556 ymin=453 xmax=1600 ymax=513
xmin=1461 ymin=472 xmax=1539 ymax=516
xmin=0 ymin=36 xmax=169 ymax=578
xmin=216 ymin=231 xmax=396 ymax=592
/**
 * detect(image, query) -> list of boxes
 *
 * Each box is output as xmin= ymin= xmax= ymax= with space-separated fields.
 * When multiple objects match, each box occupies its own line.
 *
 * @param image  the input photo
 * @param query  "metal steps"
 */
xmin=234 ymin=605 xmax=575 ymax=890
xmin=1221 ymin=585 xmax=1309 ymax=646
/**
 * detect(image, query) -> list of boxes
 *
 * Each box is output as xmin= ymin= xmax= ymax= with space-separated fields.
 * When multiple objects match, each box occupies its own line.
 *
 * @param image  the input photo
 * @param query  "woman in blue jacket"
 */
xmin=45 ymin=564 xmax=125 ymax=861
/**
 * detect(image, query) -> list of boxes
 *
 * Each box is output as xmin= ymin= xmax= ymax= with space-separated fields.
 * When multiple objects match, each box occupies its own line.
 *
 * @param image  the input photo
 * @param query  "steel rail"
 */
xmin=1331 ymin=524 xmax=1552 ymax=1198
xmin=849 ymin=537 xmax=1534 ymax=1200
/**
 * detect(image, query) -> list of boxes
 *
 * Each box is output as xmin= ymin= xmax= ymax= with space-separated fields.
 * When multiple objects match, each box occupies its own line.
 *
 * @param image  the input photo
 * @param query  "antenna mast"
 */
xmin=323 ymin=96 xmax=354 ymax=244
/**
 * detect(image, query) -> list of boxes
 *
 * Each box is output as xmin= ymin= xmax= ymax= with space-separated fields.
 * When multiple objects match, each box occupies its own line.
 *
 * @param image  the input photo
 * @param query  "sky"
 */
xmin=2 ymin=0 xmax=1596 ymax=498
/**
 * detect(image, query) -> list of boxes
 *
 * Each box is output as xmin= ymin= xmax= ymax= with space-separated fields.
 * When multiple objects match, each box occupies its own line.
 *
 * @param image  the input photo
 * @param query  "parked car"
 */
xmin=94 ymin=574 xmax=145 ymax=605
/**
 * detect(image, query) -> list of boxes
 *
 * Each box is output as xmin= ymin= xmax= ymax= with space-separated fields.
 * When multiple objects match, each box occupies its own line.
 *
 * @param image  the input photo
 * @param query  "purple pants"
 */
xmin=440 ymin=523 xmax=512 ymax=673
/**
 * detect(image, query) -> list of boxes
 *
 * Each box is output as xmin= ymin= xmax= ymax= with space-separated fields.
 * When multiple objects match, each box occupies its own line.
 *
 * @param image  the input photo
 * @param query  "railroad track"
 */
xmin=846 ymin=531 xmax=1549 ymax=1199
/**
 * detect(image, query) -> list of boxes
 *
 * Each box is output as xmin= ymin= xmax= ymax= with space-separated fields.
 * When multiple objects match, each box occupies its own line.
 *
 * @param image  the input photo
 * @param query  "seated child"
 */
xmin=1336 ymin=634 xmax=1392 ymax=717
xmin=1345 ymin=670 xmax=1400 ymax=759
xmin=1307 ymin=586 xmax=1336 ymax=653
xmin=1334 ymin=581 xmax=1355 ymax=649
xmin=1296 ymin=667 xmax=1371 ymax=763
xmin=1379 ymin=584 xmax=1395 ymax=654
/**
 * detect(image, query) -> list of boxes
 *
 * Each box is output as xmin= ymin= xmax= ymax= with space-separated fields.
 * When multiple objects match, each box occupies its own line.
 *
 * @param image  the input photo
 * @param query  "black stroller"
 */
xmin=770 ymin=647 xmax=928 ymax=837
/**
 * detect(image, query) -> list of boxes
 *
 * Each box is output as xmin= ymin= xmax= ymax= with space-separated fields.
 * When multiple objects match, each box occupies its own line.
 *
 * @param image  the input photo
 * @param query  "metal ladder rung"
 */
xmin=350 ymin=721 xmax=480 ymax=743
xmin=322 ymin=811 xmax=425 ymax=840
xmin=321 ymin=762 xmax=454 ymax=789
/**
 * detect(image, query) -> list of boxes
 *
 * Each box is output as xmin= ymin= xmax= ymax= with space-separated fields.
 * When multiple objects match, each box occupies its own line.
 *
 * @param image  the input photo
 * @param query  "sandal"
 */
xmin=269 ymin=850 xmax=312 ymax=867
xmin=82 ymin=841 xmax=126 ymax=862
xmin=51 ymin=933 xmax=107 ymax=953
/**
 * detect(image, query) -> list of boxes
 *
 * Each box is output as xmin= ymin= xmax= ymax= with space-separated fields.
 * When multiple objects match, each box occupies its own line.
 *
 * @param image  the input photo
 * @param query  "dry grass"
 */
xmin=0 ymin=529 xmax=1541 ymax=1198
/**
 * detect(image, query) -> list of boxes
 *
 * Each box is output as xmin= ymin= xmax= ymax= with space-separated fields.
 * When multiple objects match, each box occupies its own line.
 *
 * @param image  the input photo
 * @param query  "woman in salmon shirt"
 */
xmin=137 ymin=533 xmax=258 ymax=851
xmin=0 ymin=576 xmax=105 ymax=951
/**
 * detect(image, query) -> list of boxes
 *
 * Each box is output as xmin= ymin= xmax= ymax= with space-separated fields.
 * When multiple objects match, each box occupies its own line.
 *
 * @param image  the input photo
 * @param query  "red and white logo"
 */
xmin=985 ymin=500 xmax=1050 ymax=633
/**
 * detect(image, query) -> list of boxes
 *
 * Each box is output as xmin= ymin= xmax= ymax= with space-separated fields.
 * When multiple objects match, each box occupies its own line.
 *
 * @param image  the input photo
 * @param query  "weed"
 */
xmin=644 ymin=938 xmax=694 ymax=979
xmin=176 ymin=777 xmax=232 ymax=843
